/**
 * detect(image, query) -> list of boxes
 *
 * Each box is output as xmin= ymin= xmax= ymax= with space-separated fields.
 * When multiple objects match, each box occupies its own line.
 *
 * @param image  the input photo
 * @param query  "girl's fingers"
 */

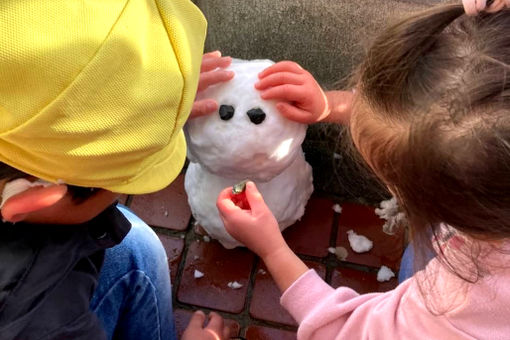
xmin=260 ymin=84 xmax=305 ymax=102
xmin=254 ymin=72 xmax=303 ymax=90
xmin=190 ymin=99 xmax=218 ymax=119
xmin=276 ymin=102 xmax=313 ymax=124
xmin=187 ymin=311 xmax=206 ymax=329
xmin=243 ymin=182 xmax=266 ymax=213
xmin=203 ymin=50 xmax=222 ymax=58
xmin=201 ymin=55 xmax=232 ymax=72
xmin=206 ymin=312 xmax=225 ymax=333
xmin=197 ymin=70 xmax=235 ymax=91
xmin=223 ymin=325 xmax=232 ymax=339
xmin=216 ymin=188 xmax=240 ymax=216
xmin=258 ymin=61 xmax=304 ymax=79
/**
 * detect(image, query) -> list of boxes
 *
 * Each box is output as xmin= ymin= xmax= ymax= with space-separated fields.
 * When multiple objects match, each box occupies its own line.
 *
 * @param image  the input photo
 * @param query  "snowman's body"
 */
xmin=184 ymin=59 xmax=313 ymax=249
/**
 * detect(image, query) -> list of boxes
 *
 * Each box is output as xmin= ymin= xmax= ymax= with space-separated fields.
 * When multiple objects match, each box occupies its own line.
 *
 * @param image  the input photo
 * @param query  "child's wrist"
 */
xmin=261 ymin=241 xmax=292 ymax=264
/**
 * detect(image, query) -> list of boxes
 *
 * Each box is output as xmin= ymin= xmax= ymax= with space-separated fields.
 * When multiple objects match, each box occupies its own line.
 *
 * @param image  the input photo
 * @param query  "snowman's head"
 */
xmin=185 ymin=59 xmax=307 ymax=182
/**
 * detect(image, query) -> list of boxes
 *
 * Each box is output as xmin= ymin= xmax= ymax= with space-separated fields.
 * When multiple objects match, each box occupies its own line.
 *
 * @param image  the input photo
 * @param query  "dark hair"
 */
xmin=349 ymin=3 xmax=510 ymax=310
xmin=0 ymin=163 xmax=99 ymax=203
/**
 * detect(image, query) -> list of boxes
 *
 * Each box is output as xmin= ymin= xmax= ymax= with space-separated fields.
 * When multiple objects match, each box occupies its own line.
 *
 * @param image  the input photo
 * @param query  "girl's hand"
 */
xmin=255 ymin=61 xmax=329 ymax=124
xmin=190 ymin=51 xmax=234 ymax=119
xmin=182 ymin=311 xmax=231 ymax=340
xmin=216 ymin=181 xmax=287 ymax=259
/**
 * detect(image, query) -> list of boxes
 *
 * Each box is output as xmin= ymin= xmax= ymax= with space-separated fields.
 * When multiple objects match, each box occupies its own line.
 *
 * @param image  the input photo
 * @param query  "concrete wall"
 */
xmin=193 ymin=0 xmax=445 ymax=203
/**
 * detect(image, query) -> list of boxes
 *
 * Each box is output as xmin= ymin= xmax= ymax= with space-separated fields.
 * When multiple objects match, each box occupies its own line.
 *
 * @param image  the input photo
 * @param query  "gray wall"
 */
xmin=193 ymin=0 xmax=445 ymax=203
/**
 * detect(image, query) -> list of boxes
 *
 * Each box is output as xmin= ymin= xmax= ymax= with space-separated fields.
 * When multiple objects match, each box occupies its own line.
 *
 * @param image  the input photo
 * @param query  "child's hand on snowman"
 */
xmin=190 ymin=51 xmax=234 ymax=119
xmin=255 ymin=61 xmax=329 ymax=124
xmin=216 ymin=181 xmax=287 ymax=260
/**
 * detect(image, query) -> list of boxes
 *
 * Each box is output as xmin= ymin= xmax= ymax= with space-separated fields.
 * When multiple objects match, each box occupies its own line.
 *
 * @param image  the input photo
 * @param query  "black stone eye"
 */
xmin=219 ymin=105 xmax=235 ymax=120
xmin=247 ymin=108 xmax=266 ymax=124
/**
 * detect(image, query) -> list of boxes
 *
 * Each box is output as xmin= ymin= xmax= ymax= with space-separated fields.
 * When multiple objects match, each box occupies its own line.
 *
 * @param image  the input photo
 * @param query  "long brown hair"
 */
xmin=350 ymin=2 xmax=510 ymax=305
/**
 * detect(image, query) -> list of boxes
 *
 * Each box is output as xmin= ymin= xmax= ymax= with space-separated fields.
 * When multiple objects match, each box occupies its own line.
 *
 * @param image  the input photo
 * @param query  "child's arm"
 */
xmin=216 ymin=183 xmax=452 ymax=340
xmin=255 ymin=61 xmax=354 ymax=125
xmin=216 ymin=181 xmax=308 ymax=292
xmin=190 ymin=51 xmax=234 ymax=119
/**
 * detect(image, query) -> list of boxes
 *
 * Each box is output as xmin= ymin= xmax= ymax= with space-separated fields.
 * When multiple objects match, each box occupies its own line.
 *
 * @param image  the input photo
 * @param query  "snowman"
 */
xmin=184 ymin=59 xmax=313 ymax=249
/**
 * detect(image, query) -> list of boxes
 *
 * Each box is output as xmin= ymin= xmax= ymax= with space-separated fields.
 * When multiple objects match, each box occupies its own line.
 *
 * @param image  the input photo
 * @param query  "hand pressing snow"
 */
xmin=347 ymin=230 xmax=373 ymax=253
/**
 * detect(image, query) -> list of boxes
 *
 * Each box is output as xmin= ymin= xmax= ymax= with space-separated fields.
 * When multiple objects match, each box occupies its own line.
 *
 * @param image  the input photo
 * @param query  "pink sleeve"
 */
xmin=280 ymin=269 xmax=470 ymax=340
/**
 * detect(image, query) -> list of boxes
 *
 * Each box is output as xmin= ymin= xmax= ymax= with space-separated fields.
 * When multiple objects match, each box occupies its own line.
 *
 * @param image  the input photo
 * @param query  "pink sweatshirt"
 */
xmin=281 ymin=258 xmax=510 ymax=339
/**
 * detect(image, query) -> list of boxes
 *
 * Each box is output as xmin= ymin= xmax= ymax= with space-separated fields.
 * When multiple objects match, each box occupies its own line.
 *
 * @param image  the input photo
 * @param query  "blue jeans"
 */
xmin=90 ymin=205 xmax=177 ymax=340
xmin=398 ymin=244 xmax=415 ymax=283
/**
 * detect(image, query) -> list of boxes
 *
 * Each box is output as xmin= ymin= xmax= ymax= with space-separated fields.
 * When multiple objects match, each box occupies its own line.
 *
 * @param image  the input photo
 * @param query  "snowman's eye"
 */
xmin=219 ymin=105 xmax=235 ymax=120
xmin=247 ymin=108 xmax=266 ymax=125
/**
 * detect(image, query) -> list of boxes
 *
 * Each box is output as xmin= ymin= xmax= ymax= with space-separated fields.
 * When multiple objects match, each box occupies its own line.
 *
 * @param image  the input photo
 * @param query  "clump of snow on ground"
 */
xmin=328 ymin=247 xmax=336 ymax=254
xmin=335 ymin=246 xmax=348 ymax=261
xmin=347 ymin=230 xmax=373 ymax=253
xmin=332 ymin=204 xmax=342 ymax=214
xmin=194 ymin=270 xmax=204 ymax=279
xmin=375 ymin=197 xmax=406 ymax=235
xmin=227 ymin=281 xmax=243 ymax=289
xmin=377 ymin=266 xmax=395 ymax=282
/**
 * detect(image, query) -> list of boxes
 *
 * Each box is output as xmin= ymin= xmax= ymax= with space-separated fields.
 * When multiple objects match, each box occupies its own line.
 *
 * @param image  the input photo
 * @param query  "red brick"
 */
xmin=331 ymin=266 xmax=398 ymax=294
xmin=129 ymin=174 xmax=191 ymax=230
xmin=157 ymin=234 xmax=184 ymax=282
xmin=336 ymin=203 xmax=405 ymax=270
xmin=173 ymin=309 xmax=240 ymax=339
xmin=177 ymin=240 xmax=254 ymax=313
xmin=284 ymin=196 xmax=335 ymax=257
xmin=249 ymin=261 xmax=325 ymax=326
xmin=245 ymin=325 xmax=296 ymax=340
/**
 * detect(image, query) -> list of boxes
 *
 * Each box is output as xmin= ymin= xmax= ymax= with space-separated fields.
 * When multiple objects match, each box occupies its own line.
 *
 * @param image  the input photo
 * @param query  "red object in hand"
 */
xmin=230 ymin=191 xmax=250 ymax=210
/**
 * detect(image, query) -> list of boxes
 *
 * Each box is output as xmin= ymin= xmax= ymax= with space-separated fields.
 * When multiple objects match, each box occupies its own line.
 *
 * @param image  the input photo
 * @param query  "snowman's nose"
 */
xmin=247 ymin=108 xmax=266 ymax=124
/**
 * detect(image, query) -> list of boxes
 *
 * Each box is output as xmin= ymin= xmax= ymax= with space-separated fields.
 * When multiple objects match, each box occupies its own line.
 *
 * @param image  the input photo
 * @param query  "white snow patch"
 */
xmin=347 ymin=230 xmax=373 ymax=253
xmin=335 ymin=246 xmax=348 ymax=261
xmin=375 ymin=197 xmax=406 ymax=235
xmin=328 ymin=247 xmax=337 ymax=254
xmin=227 ymin=281 xmax=243 ymax=289
xmin=377 ymin=266 xmax=395 ymax=282
xmin=203 ymin=235 xmax=211 ymax=242
xmin=332 ymin=204 xmax=342 ymax=214
xmin=194 ymin=270 xmax=204 ymax=279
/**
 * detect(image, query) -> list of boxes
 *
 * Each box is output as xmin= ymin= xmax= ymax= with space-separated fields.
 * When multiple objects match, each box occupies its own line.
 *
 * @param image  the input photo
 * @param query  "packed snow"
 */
xmin=227 ymin=281 xmax=243 ymax=289
xmin=194 ymin=270 xmax=204 ymax=279
xmin=347 ymin=230 xmax=373 ymax=253
xmin=377 ymin=266 xmax=395 ymax=282
xmin=334 ymin=246 xmax=348 ymax=261
xmin=375 ymin=197 xmax=406 ymax=235
xmin=332 ymin=204 xmax=342 ymax=214
xmin=184 ymin=59 xmax=314 ymax=249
